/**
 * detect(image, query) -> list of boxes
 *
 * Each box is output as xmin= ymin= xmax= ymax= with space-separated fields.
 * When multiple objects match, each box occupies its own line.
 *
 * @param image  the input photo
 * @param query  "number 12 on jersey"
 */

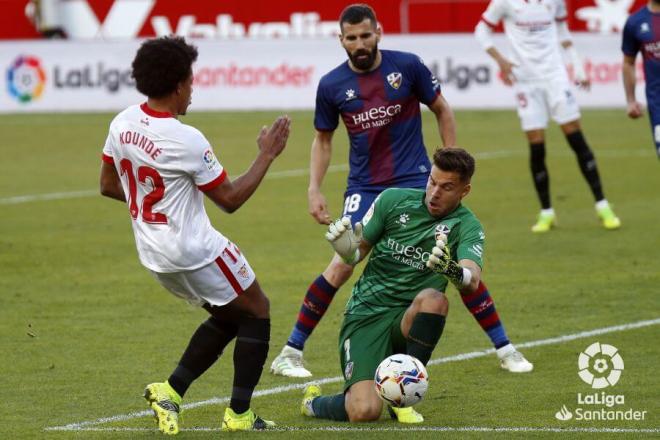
xmin=119 ymin=158 xmax=168 ymax=224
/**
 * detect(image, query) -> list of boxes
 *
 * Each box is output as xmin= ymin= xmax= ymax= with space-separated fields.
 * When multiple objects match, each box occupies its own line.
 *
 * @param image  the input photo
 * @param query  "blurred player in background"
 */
xmin=475 ymin=0 xmax=621 ymax=232
xmin=271 ymin=3 xmax=533 ymax=399
xmin=300 ymin=148 xmax=480 ymax=422
xmin=622 ymin=0 xmax=660 ymax=157
xmin=100 ymin=36 xmax=290 ymax=433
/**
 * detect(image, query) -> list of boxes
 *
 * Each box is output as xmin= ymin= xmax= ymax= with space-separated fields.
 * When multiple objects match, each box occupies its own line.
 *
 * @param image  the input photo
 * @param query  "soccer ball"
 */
xmin=374 ymin=354 xmax=428 ymax=407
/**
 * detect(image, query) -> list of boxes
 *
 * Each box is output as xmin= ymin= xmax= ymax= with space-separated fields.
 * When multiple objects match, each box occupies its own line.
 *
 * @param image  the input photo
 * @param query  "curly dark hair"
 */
xmin=131 ymin=36 xmax=198 ymax=98
xmin=433 ymin=147 xmax=476 ymax=183
xmin=339 ymin=3 xmax=377 ymax=31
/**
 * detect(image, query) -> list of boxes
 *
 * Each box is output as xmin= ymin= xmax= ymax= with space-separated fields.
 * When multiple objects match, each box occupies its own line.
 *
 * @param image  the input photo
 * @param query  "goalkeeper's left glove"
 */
xmin=425 ymin=234 xmax=471 ymax=287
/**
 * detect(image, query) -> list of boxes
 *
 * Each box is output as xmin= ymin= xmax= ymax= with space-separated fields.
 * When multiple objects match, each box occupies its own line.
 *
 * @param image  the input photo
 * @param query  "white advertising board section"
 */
xmin=0 ymin=34 xmax=644 ymax=113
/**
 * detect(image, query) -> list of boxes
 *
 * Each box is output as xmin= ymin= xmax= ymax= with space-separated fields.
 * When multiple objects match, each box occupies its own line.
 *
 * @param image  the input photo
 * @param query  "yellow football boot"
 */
xmin=221 ymin=407 xmax=275 ymax=431
xmin=531 ymin=211 xmax=556 ymax=233
xmin=143 ymin=382 xmax=182 ymax=435
xmin=596 ymin=205 xmax=621 ymax=230
xmin=388 ymin=406 xmax=424 ymax=423
xmin=301 ymin=383 xmax=322 ymax=417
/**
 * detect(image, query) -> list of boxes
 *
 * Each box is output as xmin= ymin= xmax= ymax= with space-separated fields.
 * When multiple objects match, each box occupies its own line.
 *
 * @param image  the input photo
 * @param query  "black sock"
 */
xmin=407 ymin=312 xmax=446 ymax=365
xmin=168 ymin=317 xmax=238 ymax=397
xmin=529 ymin=142 xmax=551 ymax=209
xmin=311 ymin=393 xmax=348 ymax=421
xmin=565 ymin=130 xmax=605 ymax=201
xmin=230 ymin=318 xmax=270 ymax=414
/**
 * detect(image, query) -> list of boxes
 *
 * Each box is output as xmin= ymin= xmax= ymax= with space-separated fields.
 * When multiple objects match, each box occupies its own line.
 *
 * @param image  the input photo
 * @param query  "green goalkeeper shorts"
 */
xmin=338 ymin=307 xmax=408 ymax=391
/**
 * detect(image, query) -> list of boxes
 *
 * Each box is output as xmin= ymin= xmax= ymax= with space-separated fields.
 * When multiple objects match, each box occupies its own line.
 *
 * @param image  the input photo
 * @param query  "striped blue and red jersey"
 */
xmin=622 ymin=6 xmax=660 ymax=109
xmin=314 ymin=49 xmax=441 ymax=192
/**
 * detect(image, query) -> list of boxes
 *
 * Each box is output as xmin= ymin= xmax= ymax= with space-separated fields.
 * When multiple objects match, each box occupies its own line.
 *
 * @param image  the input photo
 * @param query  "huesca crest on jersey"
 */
xmin=387 ymin=72 xmax=402 ymax=90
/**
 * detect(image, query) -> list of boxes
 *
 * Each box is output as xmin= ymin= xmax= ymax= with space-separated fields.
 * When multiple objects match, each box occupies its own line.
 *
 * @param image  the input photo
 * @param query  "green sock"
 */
xmin=311 ymin=393 xmax=348 ymax=421
xmin=407 ymin=312 xmax=446 ymax=365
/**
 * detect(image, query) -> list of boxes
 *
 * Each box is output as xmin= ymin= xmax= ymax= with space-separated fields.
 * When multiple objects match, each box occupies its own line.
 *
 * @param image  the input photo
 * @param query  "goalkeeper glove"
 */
xmin=425 ymin=234 xmax=471 ymax=287
xmin=325 ymin=217 xmax=363 ymax=265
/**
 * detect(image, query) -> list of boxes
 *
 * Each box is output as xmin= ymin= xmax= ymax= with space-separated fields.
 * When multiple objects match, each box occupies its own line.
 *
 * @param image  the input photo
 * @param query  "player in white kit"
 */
xmin=100 ymin=36 xmax=291 ymax=434
xmin=475 ymin=0 xmax=620 ymax=232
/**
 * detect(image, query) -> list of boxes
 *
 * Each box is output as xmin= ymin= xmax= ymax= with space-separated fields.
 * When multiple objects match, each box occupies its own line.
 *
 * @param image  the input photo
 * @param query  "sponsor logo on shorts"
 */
xmin=237 ymin=264 xmax=250 ymax=280
xmin=362 ymin=202 xmax=375 ymax=226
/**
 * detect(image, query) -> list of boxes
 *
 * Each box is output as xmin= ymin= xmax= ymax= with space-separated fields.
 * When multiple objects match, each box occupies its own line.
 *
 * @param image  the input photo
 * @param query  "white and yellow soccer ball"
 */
xmin=374 ymin=354 xmax=428 ymax=408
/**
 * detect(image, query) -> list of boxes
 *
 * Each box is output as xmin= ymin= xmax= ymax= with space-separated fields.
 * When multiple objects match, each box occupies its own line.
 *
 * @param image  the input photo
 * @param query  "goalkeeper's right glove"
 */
xmin=325 ymin=217 xmax=363 ymax=265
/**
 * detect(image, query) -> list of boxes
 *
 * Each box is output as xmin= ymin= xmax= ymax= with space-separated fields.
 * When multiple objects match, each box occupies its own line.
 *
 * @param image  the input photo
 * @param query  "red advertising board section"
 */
xmin=1 ymin=0 xmax=648 ymax=39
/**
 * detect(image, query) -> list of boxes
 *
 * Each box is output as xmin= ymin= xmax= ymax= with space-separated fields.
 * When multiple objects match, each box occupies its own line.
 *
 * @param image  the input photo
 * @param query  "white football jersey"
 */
xmin=481 ymin=0 xmax=569 ymax=81
xmin=102 ymin=103 xmax=228 ymax=272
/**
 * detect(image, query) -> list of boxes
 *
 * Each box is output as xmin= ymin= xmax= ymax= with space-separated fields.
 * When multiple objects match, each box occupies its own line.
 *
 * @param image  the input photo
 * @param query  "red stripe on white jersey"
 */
xmin=198 ymin=169 xmax=227 ymax=192
xmin=140 ymin=102 xmax=174 ymax=118
xmin=102 ymin=153 xmax=114 ymax=164
xmin=223 ymin=247 xmax=238 ymax=264
xmin=481 ymin=16 xmax=498 ymax=28
xmin=215 ymin=255 xmax=243 ymax=295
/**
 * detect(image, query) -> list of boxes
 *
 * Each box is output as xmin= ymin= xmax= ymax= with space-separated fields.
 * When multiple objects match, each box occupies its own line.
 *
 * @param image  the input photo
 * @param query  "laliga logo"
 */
xmin=578 ymin=342 xmax=624 ymax=389
xmin=6 ymin=56 xmax=46 ymax=103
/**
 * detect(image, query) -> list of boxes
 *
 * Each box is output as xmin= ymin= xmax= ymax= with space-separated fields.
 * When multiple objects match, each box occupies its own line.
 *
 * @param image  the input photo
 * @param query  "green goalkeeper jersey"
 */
xmin=345 ymin=188 xmax=485 ymax=316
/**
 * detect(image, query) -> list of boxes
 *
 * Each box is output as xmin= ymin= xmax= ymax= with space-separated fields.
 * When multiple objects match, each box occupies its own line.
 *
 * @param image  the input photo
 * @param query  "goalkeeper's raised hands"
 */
xmin=325 ymin=217 xmax=363 ymax=265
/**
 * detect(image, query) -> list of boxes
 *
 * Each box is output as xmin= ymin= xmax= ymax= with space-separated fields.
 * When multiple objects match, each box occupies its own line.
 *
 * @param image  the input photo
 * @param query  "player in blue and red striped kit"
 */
xmin=622 ymin=0 xmax=660 ymax=157
xmin=270 ymin=5 xmax=533 ymax=412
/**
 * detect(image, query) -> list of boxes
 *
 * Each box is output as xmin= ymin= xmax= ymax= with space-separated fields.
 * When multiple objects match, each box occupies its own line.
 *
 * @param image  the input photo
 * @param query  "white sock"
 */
xmin=496 ymin=343 xmax=516 ymax=359
xmin=595 ymin=199 xmax=610 ymax=210
xmin=540 ymin=208 xmax=555 ymax=216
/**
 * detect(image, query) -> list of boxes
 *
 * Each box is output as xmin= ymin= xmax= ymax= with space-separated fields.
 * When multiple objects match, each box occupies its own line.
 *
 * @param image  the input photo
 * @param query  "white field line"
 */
xmin=44 ymin=426 xmax=660 ymax=434
xmin=45 ymin=317 xmax=660 ymax=432
xmin=2 ymin=148 xmax=652 ymax=206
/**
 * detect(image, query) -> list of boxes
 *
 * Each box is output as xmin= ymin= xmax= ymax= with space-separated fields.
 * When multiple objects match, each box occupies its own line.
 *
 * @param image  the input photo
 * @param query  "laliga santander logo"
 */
xmin=578 ymin=342 xmax=624 ymax=389
xmin=6 ymin=56 xmax=46 ymax=103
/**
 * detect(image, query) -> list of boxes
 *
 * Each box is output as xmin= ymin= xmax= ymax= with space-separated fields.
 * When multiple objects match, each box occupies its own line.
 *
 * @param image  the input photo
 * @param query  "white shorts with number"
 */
xmin=514 ymin=77 xmax=581 ymax=131
xmin=150 ymin=241 xmax=256 ymax=307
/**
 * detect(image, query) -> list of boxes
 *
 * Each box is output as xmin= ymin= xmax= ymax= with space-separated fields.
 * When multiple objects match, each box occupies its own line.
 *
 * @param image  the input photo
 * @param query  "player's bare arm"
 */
xmin=622 ymin=55 xmax=643 ymax=119
xmin=428 ymin=94 xmax=456 ymax=147
xmin=308 ymin=129 xmax=335 ymax=225
xmin=475 ymin=20 xmax=516 ymax=86
xmin=99 ymin=161 xmax=126 ymax=202
xmin=457 ymin=259 xmax=482 ymax=294
xmin=204 ymin=115 xmax=291 ymax=213
xmin=560 ymin=40 xmax=590 ymax=90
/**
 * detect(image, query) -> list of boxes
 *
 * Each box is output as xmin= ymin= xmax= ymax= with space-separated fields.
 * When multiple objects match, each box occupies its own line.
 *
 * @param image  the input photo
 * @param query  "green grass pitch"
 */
xmin=1 ymin=109 xmax=658 ymax=439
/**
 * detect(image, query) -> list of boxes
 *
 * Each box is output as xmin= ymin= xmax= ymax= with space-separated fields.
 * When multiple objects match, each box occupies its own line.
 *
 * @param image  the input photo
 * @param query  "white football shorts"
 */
xmin=513 ymin=76 xmax=581 ymax=131
xmin=150 ymin=241 xmax=256 ymax=307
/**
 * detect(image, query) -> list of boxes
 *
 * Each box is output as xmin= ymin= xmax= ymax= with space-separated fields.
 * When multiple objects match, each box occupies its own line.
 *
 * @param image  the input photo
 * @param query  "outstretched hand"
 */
xmin=257 ymin=115 xmax=291 ymax=160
